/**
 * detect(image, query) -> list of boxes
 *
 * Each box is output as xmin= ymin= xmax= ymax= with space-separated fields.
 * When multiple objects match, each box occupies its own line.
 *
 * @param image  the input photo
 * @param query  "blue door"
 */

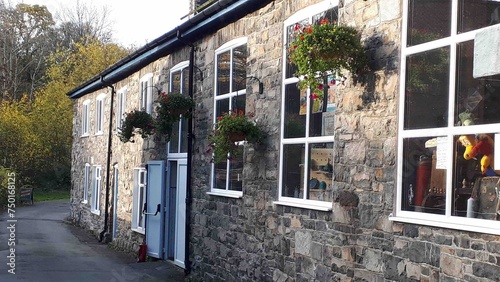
xmin=146 ymin=160 xmax=166 ymax=258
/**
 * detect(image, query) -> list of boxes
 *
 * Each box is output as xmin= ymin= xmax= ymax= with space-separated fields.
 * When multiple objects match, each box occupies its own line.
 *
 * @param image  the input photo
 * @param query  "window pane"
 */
xmin=282 ymin=144 xmax=305 ymax=198
xmin=232 ymin=44 xmax=247 ymax=92
xmin=182 ymin=68 xmax=189 ymax=94
xmin=138 ymin=186 xmax=145 ymax=228
xmin=172 ymin=70 xmax=181 ymax=93
xmin=401 ymin=137 xmax=447 ymax=215
xmin=407 ymin=0 xmax=451 ymax=46
xmin=458 ymin=0 xmax=500 ymax=33
xmin=233 ymin=95 xmax=246 ymax=114
xmin=308 ymin=143 xmax=333 ymax=202
xmin=229 ymin=147 xmax=244 ymax=192
xmin=285 ymin=22 xmax=301 ymax=79
xmin=217 ymin=51 xmax=230 ymax=95
xmin=214 ymin=161 xmax=227 ymax=189
xmin=312 ymin=7 xmax=338 ymax=24
xmin=216 ymin=99 xmax=230 ymax=118
xmin=404 ymin=47 xmax=450 ymax=129
xmin=455 ymin=40 xmax=500 ymax=126
xmin=180 ymin=118 xmax=188 ymax=153
xmin=454 ymin=133 xmax=500 ymax=220
xmin=284 ymin=84 xmax=306 ymax=138
xmin=169 ymin=122 xmax=180 ymax=153
xmin=309 ymin=78 xmax=328 ymax=136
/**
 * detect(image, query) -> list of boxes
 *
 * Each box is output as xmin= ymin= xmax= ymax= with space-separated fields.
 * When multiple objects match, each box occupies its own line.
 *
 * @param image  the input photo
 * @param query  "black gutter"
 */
xmin=99 ymin=76 xmax=115 ymax=243
xmin=66 ymin=0 xmax=273 ymax=99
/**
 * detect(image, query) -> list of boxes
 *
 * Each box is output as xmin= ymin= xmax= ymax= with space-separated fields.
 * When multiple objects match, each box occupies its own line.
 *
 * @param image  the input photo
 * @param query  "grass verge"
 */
xmin=34 ymin=190 xmax=70 ymax=202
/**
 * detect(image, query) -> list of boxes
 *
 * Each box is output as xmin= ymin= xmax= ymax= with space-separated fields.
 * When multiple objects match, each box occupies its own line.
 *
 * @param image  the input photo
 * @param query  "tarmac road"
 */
xmin=0 ymin=199 xmax=185 ymax=282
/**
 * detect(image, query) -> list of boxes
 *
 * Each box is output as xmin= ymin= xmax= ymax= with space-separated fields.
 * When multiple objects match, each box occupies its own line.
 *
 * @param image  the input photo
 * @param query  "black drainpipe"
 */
xmin=177 ymin=30 xmax=194 ymax=275
xmin=99 ymin=76 xmax=115 ymax=243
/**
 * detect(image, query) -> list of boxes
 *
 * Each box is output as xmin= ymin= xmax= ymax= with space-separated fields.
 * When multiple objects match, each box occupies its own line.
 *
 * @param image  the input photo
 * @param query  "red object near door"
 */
xmin=415 ymin=156 xmax=432 ymax=207
xmin=137 ymin=242 xmax=147 ymax=262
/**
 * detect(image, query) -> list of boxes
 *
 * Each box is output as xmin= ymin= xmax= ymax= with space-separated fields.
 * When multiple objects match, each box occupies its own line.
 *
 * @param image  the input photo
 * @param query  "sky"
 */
xmin=9 ymin=0 xmax=189 ymax=47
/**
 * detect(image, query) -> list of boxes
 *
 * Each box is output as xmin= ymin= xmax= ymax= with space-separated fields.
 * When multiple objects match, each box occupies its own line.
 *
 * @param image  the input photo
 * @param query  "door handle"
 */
xmin=143 ymin=203 xmax=161 ymax=216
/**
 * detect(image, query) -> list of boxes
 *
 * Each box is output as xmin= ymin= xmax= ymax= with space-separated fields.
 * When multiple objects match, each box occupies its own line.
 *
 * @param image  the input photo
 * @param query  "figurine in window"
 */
xmin=458 ymin=134 xmax=496 ymax=176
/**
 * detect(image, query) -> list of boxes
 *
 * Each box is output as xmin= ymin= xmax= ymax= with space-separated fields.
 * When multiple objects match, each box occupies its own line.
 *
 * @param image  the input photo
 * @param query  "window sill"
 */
xmin=132 ymin=228 xmax=145 ymax=235
xmin=81 ymin=134 xmax=89 ymax=138
xmin=95 ymin=132 xmax=104 ymax=136
xmin=90 ymin=209 xmax=100 ymax=216
xmin=389 ymin=213 xmax=500 ymax=236
xmin=273 ymin=200 xmax=332 ymax=211
xmin=81 ymin=200 xmax=88 ymax=204
xmin=207 ymin=191 xmax=243 ymax=199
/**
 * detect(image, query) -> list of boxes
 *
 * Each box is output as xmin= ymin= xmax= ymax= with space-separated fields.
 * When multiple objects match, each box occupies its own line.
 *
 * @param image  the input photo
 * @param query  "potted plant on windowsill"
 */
xmin=288 ymin=18 xmax=367 ymax=96
xmin=118 ymin=110 xmax=155 ymax=143
xmin=207 ymin=110 xmax=263 ymax=163
xmin=155 ymin=92 xmax=195 ymax=140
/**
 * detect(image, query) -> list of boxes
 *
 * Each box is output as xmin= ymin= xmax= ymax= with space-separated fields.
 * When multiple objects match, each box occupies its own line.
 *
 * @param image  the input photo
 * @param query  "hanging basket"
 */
xmin=228 ymin=132 xmax=246 ymax=143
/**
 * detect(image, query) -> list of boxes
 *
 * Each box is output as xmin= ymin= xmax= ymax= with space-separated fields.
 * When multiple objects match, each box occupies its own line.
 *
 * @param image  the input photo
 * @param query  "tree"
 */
xmin=53 ymin=0 xmax=113 ymax=48
xmin=0 ymin=2 xmax=55 ymax=101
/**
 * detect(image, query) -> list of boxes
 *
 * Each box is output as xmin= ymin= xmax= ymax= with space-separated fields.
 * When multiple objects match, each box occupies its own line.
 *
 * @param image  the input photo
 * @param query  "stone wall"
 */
xmin=69 ymin=58 xmax=184 ymax=251
xmin=187 ymin=1 xmax=500 ymax=282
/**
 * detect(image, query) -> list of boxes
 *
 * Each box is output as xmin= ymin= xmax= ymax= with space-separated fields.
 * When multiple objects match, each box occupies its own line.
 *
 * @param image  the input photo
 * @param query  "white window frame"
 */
xmin=116 ymin=87 xmax=127 ymax=131
xmin=81 ymin=100 xmax=90 ymax=137
xmin=273 ymin=1 xmax=337 ymax=211
xmin=91 ymin=165 xmax=102 ymax=215
xmin=132 ymin=167 xmax=147 ymax=234
xmin=208 ymin=37 xmax=248 ymax=198
xmin=391 ymin=0 xmax=500 ymax=235
xmin=168 ymin=61 xmax=190 ymax=157
xmin=95 ymin=93 xmax=106 ymax=135
xmin=139 ymin=73 xmax=153 ymax=114
xmin=82 ymin=163 xmax=90 ymax=204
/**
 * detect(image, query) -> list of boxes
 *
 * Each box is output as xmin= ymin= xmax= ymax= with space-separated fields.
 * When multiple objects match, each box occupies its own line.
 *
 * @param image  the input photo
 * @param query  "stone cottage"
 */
xmin=68 ymin=0 xmax=500 ymax=281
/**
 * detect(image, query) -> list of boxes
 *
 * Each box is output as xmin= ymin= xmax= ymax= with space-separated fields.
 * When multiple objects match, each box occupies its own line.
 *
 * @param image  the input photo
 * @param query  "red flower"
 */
xmin=309 ymin=94 xmax=318 ymax=99
xmin=294 ymin=23 xmax=301 ymax=31
xmin=317 ymin=84 xmax=324 ymax=90
xmin=217 ymin=116 xmax=223 ymax=121
xmin=319 ymin=18 xmax=329 ymax=25
xmin=305 ymin=27 xmax=313 ymax=34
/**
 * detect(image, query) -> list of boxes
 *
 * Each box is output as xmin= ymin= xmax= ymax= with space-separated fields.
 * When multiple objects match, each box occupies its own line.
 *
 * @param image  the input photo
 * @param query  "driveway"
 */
xmin=0 ymin=199 xmax=185 ymax=282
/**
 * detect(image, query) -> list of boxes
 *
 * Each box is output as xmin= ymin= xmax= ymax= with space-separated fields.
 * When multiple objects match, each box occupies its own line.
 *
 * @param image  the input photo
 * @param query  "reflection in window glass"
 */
xmin=404 ymin=47 xmax=450 ymax=129
xmin=458 ymin=0 xmax=500 ymax=33
xmin=172 ymin=71 xmax=181 ymax=93
xmin=401 ymin=137 xmax=447 ymax=214
xmin=217 ymin=51 xmax=230 ymax=95
xmin=233 ymin=45 xmax=247 ymax=91
xmin=284 ymin=84 xmax=305 ymax=138
xmin=282 ymin=144 xmax=305 ymax=198
xmin=454 ymin=133 xmax=500 ymax=220
xmin=307 ymin=143 xmax=333 ymax=202
xmin=455 ymin=41 xmax=500 ymax=126
xmin=229 ymin=146 xmax=244 ymax=192
xmin=407 ymin=0 xmax=451 ymax=46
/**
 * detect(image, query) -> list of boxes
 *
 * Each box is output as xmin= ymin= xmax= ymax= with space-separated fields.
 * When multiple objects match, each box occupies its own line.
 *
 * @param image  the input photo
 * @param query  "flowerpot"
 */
xmin=229 ymin=132 xmax=246 ymax=142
